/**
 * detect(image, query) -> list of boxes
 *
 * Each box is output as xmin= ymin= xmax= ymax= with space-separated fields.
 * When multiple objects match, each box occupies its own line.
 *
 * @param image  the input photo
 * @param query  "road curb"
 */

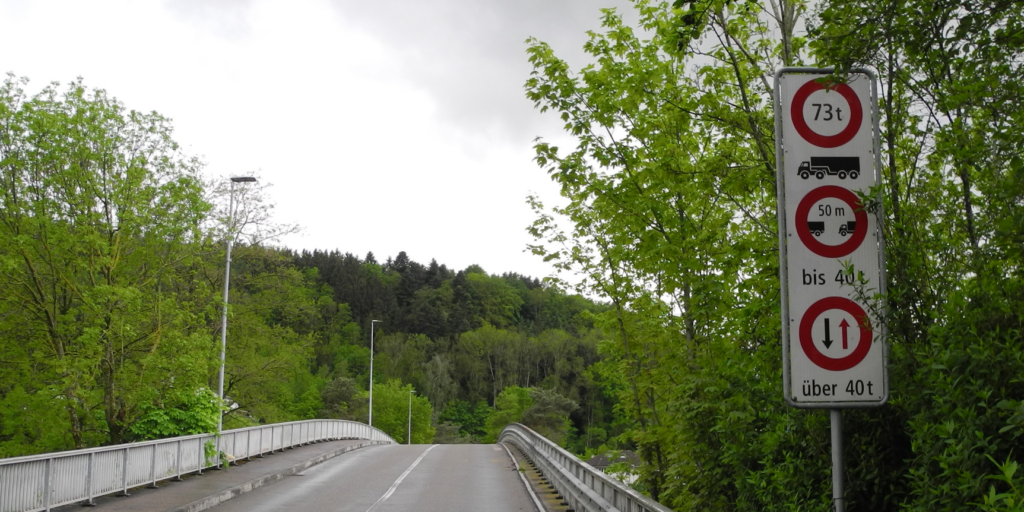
xmin=167 ymin=440 xmax=388 ymax=512
xmin=501 ymin=442 xmax=566 ymax=512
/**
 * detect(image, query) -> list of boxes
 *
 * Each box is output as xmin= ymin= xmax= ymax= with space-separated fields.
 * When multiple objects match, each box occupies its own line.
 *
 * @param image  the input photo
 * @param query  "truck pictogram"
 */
xmin=838 ymin=221 xmax=857 ymax=236
xmin=808 ymin=221 xmax=825 ymax=237
xmin=797 ymin=157 xmax=860 ymax=180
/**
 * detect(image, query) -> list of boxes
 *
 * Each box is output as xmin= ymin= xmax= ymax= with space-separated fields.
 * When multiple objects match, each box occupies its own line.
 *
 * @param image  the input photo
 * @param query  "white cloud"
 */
xmin=0 ymin=0 xmax=630 ymax=278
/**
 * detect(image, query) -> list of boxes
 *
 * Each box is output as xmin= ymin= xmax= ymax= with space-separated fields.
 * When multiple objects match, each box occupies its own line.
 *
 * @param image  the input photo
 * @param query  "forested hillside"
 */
xmin=0 ymin=74 xmax=622 ymax=457
xmin=285 ymin=248 xmax=617 ymax=448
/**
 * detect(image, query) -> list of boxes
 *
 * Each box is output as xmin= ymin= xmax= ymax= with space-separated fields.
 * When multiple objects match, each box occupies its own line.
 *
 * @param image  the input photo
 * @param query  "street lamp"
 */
xmin=368 ymin=319 xmax=381 ymax=427
xmin=218 ymin=176 xmax=257 ymax=434
xmin=408 ymin=389 xmax=415 ymax=445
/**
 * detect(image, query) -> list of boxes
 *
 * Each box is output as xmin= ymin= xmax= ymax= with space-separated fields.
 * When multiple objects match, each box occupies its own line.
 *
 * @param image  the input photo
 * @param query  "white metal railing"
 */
xmin=499 ymin=423 xmax=672 ymax=512
xmin=0 ymin=419 xmax=395 ymax=512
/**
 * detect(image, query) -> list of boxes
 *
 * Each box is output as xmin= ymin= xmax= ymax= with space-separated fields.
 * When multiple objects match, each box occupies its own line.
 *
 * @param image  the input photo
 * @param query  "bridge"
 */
xmin=0 ymin=420 xmax=670 ymax=512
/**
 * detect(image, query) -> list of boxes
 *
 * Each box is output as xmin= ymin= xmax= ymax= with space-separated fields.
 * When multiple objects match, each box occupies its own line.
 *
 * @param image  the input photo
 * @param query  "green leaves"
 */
xmin=525 ymin=0 xmax=1024 ymax=507
xmin=0 ymin=74 xmax=212 ymax=450
xmin=978 ymin=455 xmax=1024 ymax=512
xmin=130 ymin=388 xmax=220 ymax=441
xmin=365 ymin=380 xmax=435 ymax=444
xmin=524 ymin=0 xmax=796 ymax=502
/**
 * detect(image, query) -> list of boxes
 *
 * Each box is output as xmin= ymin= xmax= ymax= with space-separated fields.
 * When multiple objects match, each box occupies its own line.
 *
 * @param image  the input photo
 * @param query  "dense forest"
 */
xmin=1 ymin=0 xmax=1022 ymax=511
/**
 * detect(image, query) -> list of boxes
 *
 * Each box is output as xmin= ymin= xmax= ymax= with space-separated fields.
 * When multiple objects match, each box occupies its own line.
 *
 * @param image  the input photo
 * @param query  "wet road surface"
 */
xmin=209 ymin=444 xmax=537 ymax=512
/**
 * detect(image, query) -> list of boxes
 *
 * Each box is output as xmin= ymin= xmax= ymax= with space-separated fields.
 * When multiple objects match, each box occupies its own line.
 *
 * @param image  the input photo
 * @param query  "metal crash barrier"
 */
xmin=499 ymin=423 xmax=672 ymax=512
xmin=0 ymin=419 xmax=395 ymax=512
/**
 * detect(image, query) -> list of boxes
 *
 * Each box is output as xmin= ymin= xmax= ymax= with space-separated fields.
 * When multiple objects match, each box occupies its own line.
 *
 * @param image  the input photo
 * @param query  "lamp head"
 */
xmin=230 ymin=176 xmax=257 ymax=183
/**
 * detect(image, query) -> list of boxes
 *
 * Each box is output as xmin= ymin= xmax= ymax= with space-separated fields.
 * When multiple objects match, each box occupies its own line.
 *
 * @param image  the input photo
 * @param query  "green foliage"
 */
xmin=421 ymin=354 xmax=458 ymax=416
xmin=432 ymin=421 xmax=475 ymax=444
xmin=0 ymin=5 xmax=1017 ymax=511
xmin=204 ymin=440 xmax=218 ymax=466
xmin=523 ymin=0 xmax=1024 ymax=509
xmin=335 ymin=344 xmax=371 ymax=381
xmin=0 ymin=385 xmax=80 ymax=456
xmin=219 ymin=246 xmax=321 ymax=427
xmin=0 ymin=74 xmax=612 ymax=459
xmin=979 ymin=456 xmax=1024 ymax=512
xmin=482 ymin=386 xmax=578 ymax=446
xmin=522 ymin=387 xmax=578 ymax=446
xmin=287 ymin=372 xmax=325 ymax=420
xmin=366 ymin=380 xmax=435 ymax=444
xmin=0 ymin=74 xmax=213 ymax=450
xmin=320 ymin=377 xmax=365 ymax=421
xmin=376 ymin=333 xmax=431 ymax=391
xmin=464 ymin=271 xmax=525 ymax=328
xmin=808 ymin=0 xmax=1024 ymax=510
xmin=485 ymin=386 xmax=533 ymax=442
xmin=525 ymin=0 xmax=786 ymax=502
xmin=289 ymin=249 xmax=609 ymax=443
xmin=899 ymin=279 xmax=1024 ymax=512
xmin=129 ymin=388 xmax=220 ymax=441
xmin=438 ymin=399 xmax=491 ymax=439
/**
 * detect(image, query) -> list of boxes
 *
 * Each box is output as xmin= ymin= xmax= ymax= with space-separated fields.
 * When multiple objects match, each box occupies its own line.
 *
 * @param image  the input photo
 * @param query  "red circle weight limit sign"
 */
xmin=790 ymin=80 xmax=862 ymax=148
xmin=799 ymin=297 xmax=872 ymax=371
xmin=796 ymin=186 xmax=869 ymax=258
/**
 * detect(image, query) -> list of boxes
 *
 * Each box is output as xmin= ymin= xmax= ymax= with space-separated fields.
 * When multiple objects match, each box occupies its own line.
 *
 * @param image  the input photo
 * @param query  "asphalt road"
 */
xmin=208 ymin=444 xmax=538 ymax=512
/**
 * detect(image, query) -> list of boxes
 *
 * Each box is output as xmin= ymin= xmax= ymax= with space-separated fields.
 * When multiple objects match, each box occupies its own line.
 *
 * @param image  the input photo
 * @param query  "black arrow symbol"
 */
xmin=822 ymin=318 xmax=833 ymax=349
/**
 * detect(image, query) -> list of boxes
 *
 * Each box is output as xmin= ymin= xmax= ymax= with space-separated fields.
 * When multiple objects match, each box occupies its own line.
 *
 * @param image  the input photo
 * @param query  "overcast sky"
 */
xmin=0 ymin=0 xmax=632 ymax=279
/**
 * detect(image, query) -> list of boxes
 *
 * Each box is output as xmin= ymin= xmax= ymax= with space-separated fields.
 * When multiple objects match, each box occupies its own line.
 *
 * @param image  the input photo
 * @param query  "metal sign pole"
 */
xmin=831 ymin=409 xmax=845 ymax=512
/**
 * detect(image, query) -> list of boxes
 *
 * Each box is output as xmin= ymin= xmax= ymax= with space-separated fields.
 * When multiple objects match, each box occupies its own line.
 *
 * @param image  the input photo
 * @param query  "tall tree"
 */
xmin=525 ymin=0 xmax=824 ymax=506
xmin=364 ymin=380 xmax=435 ymax=444
xmin=811 ymin=2 xmax=1024 ymax=510
xmin=0 ymin=75 xmax=212 ymax=451
xmin=527 ymin=0 xmax=1023 ymax=510
xmin=218 ymin=245 xmax=322 ymax=426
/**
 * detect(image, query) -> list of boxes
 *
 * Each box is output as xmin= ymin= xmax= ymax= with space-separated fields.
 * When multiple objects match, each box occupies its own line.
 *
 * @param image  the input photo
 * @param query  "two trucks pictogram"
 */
xmin=807 ymin=220 xmax=856 ymax=237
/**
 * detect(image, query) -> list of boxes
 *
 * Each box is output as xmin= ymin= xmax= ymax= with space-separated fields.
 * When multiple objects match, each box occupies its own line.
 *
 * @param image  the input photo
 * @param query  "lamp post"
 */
xmin=368 ymin=319 xmax=381 ymax=427
xmin=407 ymin=389 xmax=415 ymax=445
xmin=218 ymin=176 xmax=257 ymax=434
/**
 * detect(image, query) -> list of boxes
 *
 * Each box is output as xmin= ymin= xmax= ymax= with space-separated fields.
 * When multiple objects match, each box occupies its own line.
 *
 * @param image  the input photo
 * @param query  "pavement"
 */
xmin=54 ymin=439 xmax=387 ymax=512
xmin=204 ymin=444 xmax=541 ymax=512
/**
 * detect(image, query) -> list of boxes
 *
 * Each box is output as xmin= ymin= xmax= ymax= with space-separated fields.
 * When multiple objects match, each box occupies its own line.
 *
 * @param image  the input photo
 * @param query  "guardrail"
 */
xmin=0 ymin=419 xmax=395 ymax=512
xmin=499 ymin=423 xmax=673 ymax=512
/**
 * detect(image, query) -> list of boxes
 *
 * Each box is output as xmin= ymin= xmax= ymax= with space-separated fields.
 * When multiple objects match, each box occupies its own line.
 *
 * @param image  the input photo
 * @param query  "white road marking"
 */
xmin=364 ymin=445 xmax=439 ymax=512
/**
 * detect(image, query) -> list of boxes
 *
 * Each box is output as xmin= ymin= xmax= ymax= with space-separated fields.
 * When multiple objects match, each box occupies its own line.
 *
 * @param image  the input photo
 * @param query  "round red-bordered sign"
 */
xmin=791 ymin=80 xmax=863 ymax=148
xmin=799 ymin=296 xmax=872 ymax=371
xmin=796 ymin=186 xmax=868 ymax=258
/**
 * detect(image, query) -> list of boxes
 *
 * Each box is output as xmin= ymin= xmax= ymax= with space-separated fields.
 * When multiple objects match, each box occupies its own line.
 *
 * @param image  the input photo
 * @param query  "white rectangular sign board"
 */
xmin=774 ymin=68 xmax=888 ymax=408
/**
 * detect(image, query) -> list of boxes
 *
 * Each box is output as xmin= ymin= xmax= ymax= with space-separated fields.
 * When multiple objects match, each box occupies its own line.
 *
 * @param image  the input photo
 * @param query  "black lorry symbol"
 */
xmin=808 ymin=221 xmax=825 ymax=236
xmin=797 ymin=157 xmax=860 ymax=180
xmin=838 ymin=221 xmax=856 ymax=236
